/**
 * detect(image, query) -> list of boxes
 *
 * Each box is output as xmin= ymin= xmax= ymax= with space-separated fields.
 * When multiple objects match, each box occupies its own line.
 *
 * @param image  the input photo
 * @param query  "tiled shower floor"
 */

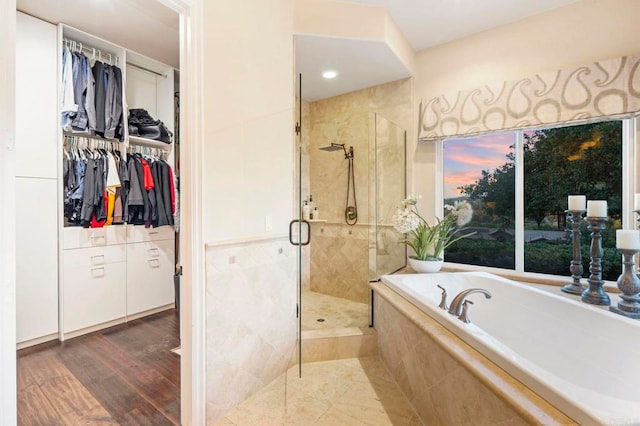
xmin=301 ymin=291 xmax=369 ymax=331
xmin=214 ymin=357 xmax=421 ymax=425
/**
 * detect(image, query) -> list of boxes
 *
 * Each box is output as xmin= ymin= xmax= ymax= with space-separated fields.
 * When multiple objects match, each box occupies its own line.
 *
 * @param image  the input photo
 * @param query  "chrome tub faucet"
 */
xmin=448 ymin=288 xmax=492 ymax=319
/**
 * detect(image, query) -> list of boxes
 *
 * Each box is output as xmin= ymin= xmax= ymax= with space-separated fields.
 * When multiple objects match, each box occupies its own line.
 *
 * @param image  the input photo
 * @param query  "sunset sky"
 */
xmin=443 ymin=132 xmax=515 ymax=199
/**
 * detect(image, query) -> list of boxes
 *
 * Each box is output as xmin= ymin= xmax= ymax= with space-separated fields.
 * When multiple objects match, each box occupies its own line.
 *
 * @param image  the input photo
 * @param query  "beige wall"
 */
xmin=204 ymin=0 xmax=295 ymax=242
xmin=412 ymin=0 xmax=640 ymax=221
xmin=202 ymin=0 xmax=296 ymax=423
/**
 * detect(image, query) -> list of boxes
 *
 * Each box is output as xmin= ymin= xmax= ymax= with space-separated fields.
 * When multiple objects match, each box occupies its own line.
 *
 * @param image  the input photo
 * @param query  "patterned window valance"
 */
xmin=419 ymin=56 xmax=640 ymax=141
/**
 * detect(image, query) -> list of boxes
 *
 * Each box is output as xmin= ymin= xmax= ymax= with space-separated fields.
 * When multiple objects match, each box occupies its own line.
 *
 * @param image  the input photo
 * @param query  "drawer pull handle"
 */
xmin=148 ymin=231 xmax=159 ymax=235
xmin=91 ymin=267 xmax=105 ymax=277
xmin=148 ymin=259 xmax=161 ymax=268
xmin=91 ymin=235 xmax=106 ymax=245
xmin=148 ymin=248 xmax=160 ymax=257
xmin=90 ymin=255 xmax=105 ymax=265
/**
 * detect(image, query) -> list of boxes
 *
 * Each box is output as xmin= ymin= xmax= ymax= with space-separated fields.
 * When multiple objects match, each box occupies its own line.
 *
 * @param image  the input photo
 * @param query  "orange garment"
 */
xmin=105 ymin=192 xmax=116 ymax=226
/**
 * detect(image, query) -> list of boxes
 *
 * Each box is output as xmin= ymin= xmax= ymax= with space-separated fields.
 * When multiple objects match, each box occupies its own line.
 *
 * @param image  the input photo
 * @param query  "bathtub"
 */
xmin=380 ymin=271 xmax=640 ymax=426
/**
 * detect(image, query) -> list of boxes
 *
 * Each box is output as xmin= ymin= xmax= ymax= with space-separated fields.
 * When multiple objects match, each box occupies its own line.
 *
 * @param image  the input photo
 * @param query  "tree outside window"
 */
xmin=443 ymin=121 xmax=622 ymax=280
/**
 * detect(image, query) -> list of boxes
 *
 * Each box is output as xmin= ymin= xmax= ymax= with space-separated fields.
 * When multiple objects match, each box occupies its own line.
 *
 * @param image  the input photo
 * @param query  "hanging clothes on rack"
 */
xmin=61 ymin=39 xmax=124 ymax=141
xmin=64 ymin=136 xmax=129 ymax=228
xmin=124 ymin=145 xmax=175 ymax=228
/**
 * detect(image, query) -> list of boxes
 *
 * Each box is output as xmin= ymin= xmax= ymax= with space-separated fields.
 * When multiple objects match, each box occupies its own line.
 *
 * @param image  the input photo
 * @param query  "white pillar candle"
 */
xmin=567 ymin=195 xmax=586 ymax=211
xmin=586 ymin=200 xmax=607 ymax=217
xmin=616 ymin=229 xmax=640 ymax=250
xmin=635 ymin=193 xmax=640 ymax=210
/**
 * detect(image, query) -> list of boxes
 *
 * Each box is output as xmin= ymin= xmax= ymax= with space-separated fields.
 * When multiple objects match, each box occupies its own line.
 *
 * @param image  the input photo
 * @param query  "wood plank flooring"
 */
xmin=17 ymin=310 xmax=180 ymax=426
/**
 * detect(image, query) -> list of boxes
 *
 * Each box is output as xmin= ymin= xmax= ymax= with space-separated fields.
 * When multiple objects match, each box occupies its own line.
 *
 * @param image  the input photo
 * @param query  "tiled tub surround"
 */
xmin=373 ymin=281 xmax=573 ymax=425
xmin=375 ymin=271 xmax=640 ymax=425
xmin=205 ymin=237 xmax=297 ymax=423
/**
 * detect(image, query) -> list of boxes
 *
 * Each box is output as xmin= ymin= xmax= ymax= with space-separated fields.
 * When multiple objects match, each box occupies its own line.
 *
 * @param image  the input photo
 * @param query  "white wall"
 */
xmin=0 ymin=2 xmax=17 ymax=425
xmin=202 ymin=0 xmax=296 ymax=423
xmin=412 ymin=0 xmax=640 ymax=221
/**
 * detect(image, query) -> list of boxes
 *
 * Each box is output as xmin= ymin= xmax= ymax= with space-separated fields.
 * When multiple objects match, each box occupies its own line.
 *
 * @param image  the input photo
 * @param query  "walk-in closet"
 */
xmin=14 ymin=2 xmax=182 ymax=423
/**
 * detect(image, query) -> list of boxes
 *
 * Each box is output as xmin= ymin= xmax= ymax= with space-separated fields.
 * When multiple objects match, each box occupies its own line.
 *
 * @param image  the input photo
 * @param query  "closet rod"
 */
xmin=63 ymin=131 xmax=123 ymax=143
xmin=127 ymin=62 xmax=167 ymax=78
xmin=63 ymin=37 xmax=120 ymax=65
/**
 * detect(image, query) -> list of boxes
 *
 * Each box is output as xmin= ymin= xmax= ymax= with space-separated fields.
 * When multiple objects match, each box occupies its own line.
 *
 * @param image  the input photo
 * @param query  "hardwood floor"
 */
xmin=17 ymin=310 xmax=180 ymax=426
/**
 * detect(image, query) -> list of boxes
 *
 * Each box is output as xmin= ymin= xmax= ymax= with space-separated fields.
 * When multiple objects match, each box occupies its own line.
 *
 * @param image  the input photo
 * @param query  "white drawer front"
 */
xmin=127 ymin=239 xmax=175 ymax=315
xmin=63 ymin=245 xmax=127 ymax=268
xmin=63 ymin=226 xmax=127 ymax=250
xmin=62 ymin=253 xmax=126 ymax=334
xmin=126 ymin=224 xmax=175 ymax=244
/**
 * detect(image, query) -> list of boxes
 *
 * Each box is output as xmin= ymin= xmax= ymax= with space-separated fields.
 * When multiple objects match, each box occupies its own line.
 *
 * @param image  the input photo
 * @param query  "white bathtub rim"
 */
xmin=380 ymin=271 xmax=640 ymax=426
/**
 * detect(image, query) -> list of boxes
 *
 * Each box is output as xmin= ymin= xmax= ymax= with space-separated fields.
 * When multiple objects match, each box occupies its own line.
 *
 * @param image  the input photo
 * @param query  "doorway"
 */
xmin=4 ymin=0 xmax=206 ymax=424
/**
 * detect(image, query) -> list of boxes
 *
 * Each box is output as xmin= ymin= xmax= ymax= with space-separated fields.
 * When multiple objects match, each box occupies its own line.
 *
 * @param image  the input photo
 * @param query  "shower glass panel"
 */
xmin=370 ymin=113 xmax=406 ymax=280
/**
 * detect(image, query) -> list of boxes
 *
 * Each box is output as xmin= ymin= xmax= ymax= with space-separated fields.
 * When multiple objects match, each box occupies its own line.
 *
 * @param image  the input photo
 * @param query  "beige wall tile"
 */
xmin=206 ymin=239 xmax=297 ymax=423
xmin=304 ymin=78 xmax=412 ymax=301
xmin=374 ymin=294 xmax=531 ymax=425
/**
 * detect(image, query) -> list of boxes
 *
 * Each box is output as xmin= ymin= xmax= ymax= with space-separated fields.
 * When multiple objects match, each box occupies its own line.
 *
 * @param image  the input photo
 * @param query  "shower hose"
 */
xmin=345 ymin=153 xmax=358 ymax=225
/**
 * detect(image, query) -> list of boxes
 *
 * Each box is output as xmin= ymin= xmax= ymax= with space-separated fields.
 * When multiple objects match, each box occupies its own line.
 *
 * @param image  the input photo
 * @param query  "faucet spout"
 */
xmin=447 ymin=288 xmax=492 ymax=317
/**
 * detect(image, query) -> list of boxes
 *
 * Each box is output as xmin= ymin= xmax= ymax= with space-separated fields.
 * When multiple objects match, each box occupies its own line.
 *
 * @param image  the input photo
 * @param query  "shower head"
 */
xmin=319 ymin=143 xmax=345 ymax=152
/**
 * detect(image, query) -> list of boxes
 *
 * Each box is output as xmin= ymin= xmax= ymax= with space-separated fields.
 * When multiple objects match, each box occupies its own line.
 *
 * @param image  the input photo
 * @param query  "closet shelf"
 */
xmin=128 ymin=135 xmax=172 ymax=148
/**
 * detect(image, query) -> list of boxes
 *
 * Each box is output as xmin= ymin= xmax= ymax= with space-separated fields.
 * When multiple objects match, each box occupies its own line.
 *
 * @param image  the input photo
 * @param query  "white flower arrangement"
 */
xmin=392 ymin=197 xmax=475 ymax=261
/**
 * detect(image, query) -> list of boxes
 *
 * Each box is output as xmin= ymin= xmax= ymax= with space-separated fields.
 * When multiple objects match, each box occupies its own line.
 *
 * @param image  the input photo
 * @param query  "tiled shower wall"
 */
xmin=306 ymin=78 xmax=412 ymax=303
xmin=205 ymin=237 xmax=297 ymax=422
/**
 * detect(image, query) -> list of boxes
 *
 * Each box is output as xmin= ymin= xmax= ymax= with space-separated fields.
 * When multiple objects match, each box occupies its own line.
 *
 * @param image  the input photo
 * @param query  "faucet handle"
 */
xmin=437 ymin=284 xmax=448 ymax=310
xmin=459 ymin=300 xmax=474 ymax=323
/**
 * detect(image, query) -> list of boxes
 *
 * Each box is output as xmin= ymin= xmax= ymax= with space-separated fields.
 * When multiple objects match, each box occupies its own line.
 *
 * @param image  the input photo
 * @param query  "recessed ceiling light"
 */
xmin=322 ymin=70 xmax=338 ymax=79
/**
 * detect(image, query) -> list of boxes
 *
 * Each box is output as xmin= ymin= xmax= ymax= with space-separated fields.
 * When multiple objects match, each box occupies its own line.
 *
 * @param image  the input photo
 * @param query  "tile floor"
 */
xmin=214 ymin=357 xmax=421 ymax=425
xmin=301 ymin=291 xmax=369 ymax=331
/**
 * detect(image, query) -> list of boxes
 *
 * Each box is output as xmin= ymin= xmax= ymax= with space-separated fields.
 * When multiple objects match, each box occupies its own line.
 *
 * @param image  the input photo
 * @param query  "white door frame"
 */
xmin=0 ymin=0 xmax=18 ymax=424
xmin=0 ymin=0 xmax=207 ymax=424
xmin=158 ymin=0 xmax=207 ymax=424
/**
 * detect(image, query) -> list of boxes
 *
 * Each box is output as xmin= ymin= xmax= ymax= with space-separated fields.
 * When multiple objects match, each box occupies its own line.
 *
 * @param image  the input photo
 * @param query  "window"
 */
xmin=443 ymin=120 xmax=623 ymax=281
xmin=444 ymin=133 xmax=516 ymax=269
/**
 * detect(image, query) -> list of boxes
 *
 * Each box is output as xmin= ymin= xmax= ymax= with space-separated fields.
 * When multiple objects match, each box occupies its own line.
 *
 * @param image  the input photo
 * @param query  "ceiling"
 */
xmin=337 ymin=0 xmax=580 ymax=51
xmin=16 ymin=0 xmax=180 ymax=68
xmin=298 ymin=0 xmax=579 ymax=101
xmin=295 ymin=36 xmax=411 ymax=102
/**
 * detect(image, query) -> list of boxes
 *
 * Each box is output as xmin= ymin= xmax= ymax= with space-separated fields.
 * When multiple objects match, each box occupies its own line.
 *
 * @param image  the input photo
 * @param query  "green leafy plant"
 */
xmin=392 ymin=195 xmax=476 ymax=261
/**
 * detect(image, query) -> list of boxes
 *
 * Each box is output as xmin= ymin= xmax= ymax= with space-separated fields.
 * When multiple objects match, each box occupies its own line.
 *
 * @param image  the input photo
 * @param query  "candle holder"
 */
xmin=561 ymin=209 xmax=586 ymax=295
xmin=610 ymin=248 xmax=640 ymax=318
xmin=582 ymin=216 xmax=611 ymax=306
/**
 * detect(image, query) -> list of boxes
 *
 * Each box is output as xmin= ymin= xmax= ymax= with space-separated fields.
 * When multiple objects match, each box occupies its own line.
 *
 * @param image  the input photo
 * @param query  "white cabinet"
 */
xmin=16 ymin=178 xmax=58 ymax=345
xmin=15 ymin=11 xmax=59 ymax=347
xmin=16 ymin=12 xmax=58 ymax=179
xmin=60 ymin=225 xmax=175 ymax=339
xmin=62 ymin=244 xmax=127 ymax=336
xmin=47 ymin=23 xmax=178 ymax=343
xmin=127 ymin=238 xmax=175 ymax=316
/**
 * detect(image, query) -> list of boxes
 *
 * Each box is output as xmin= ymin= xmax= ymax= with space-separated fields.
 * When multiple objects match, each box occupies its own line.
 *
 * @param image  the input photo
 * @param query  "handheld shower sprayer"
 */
xmin=318 ymin=142 xmax=357 ymax=225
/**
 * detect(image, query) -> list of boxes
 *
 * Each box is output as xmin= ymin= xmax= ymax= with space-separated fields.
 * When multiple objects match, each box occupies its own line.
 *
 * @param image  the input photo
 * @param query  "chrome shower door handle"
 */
xmin=289 ymin=219 xmax=311 ymax=246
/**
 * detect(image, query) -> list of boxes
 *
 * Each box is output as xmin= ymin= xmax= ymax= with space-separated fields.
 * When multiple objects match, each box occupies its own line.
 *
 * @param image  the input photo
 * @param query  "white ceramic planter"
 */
xmin=408 ymin=257 xmax=444 ymax=273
